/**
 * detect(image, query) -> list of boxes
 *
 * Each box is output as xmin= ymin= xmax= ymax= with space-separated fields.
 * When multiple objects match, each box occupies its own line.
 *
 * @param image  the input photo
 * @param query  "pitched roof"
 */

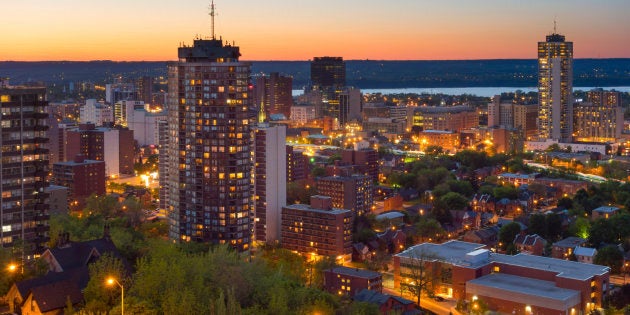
xmin=47 ymin=237 xmax=119 ymax=271
xmin=354 ymin=289 xmax=416 ymax=307
xmin=28 ymin=277 xmax=83 ymax=312
xmin=574 ymin=246 xmax=597 ymax=257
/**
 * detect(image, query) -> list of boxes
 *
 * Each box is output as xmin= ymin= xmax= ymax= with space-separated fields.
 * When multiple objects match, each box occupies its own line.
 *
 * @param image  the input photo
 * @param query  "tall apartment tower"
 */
xmin=253 ymin=123 xmax=286 ymax=243
xmin=255 ymin=72 xmax=293 ymax=119
xmin=166 ymin=35 xmax=254 ymax=250
xmin=0 ymin=82 xmax=51 ymax=258
xmin=537 ymin=31 xmax=573 ymax=142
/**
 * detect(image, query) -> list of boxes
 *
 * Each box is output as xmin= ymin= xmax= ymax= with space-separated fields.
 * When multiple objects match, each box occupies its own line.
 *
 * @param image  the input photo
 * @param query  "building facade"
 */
xmin=394 ymin=241 xmax=610 ymax=315
xmin=255 ymin=72 xmax=293 ymax=119
xmin=253 ymin=124 xmax=287 ymax=243
xmin=323 ymin=266 xmax=383 ymax=297
xmin=311 ymin=57 xmax=345 ymax=90
xmin=52 ymin=155 xmax=106 ymax=211
xmin=316 ymin=175 xmax=373 ymax=217
xmin=65 ymin=124 xmax=134 ymax=177
xmin=573 ymin=89 xmax=622 ymax=143
xmin=281 ymin=196 xmax=353 ymax=261
xmin=80 ymin=99 xmax=113 ymax=126
xmin=538 ymin=32 xmax=573 ymax=142
xmin=412 ymin=105 xmax=478 ymax=132
xmin=0 ymin=83 xmax=50 ymax=257
xmin=166 ymin=36 xmax=253 ymax=250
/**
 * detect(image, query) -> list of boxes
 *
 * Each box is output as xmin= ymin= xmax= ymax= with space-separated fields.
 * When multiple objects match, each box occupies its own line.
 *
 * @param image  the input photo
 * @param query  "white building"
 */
xmin=290 ymin=105 xmax=317 ymax=125
xmin=114 ymin=100 xmax=145 ymax=126
xmin=80 ymin=99 xmax=113 ymax=126
xmin=253 ymin=123 xmax=287 ymax=243
xmin=127 ymin=107 xmax=167 ymax=146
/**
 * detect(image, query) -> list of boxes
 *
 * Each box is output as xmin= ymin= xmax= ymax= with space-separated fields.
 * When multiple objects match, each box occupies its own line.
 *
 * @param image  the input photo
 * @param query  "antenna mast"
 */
xmin=210 ymin=0 xmax=217 ymax=39
xmin=553 ymin=16 xmax=557 ymax=34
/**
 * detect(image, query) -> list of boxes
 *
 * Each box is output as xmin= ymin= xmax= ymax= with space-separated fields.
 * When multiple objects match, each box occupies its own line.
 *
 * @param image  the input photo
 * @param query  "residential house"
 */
xmin=574 ymin=246 xmax=597 ymax=264
xmin=514 ymin=234 xmax=547 ymax=256
xmin=592 ymin=206 xmax=620 ymax=220
xmin=552 ymin=237 xmax=587 ymax=260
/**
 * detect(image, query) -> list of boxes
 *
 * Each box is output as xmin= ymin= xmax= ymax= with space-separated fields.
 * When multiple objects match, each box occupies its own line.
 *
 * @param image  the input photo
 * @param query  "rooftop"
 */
xmin=492 ymin=253 xmax=609 ymax=280
xmin=327 ymin=266 xmax=381 ymax=279
xmin=283 ymin=203 xmax=350 ymax=215
xmin=553 ymin=237 xmax=586 ymax=248
xmin=396 ymin=240 xmax=486 ymax=268
xmin=467 ymin=273 xmax=580 ymax=308
xmin=593 ymin=206 xmax=619 ymax=213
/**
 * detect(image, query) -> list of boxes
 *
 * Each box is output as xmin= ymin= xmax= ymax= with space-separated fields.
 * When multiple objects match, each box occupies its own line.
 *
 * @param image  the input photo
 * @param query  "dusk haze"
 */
xmin=2 ymin=0 xmax=630 ymax=61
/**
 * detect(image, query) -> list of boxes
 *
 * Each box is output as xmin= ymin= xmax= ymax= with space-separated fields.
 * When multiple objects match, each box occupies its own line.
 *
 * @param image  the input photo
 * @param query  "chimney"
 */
xmin=103 ymin=224 xmax=111 ymax=240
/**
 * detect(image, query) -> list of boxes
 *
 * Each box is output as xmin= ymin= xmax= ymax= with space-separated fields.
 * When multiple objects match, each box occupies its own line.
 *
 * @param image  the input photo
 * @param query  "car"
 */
xmin=433 ymin=296 xmax=445 ymax=302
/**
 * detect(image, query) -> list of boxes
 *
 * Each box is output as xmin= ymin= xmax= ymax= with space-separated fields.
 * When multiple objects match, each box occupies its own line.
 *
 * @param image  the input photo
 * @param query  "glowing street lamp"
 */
xmin=106 ymin=277 xmax=124 ymax=315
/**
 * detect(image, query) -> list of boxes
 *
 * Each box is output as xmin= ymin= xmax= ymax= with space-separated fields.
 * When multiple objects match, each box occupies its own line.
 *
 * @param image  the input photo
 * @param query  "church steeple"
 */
xmin=258 ymin=97 xmax=267 ymax=123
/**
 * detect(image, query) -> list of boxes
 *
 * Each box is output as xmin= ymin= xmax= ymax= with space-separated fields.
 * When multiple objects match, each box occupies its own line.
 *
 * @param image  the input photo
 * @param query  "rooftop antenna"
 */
xmin=553 ymin=16 xmax=557 ymax=34
xmin=209 ymin=0 xmax=217 ymax=39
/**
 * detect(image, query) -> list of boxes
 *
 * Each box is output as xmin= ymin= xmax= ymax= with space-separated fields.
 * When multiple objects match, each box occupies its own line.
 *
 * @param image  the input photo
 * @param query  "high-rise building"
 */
xmin=65 ymin=124 xmax=134 ymax=177
xmin=255 ymin=72 xmax=293 ymax=119
xmin=538 ymin=31 xmax=573 ymax=142
xmin=136 ymin=76 xmax=153 ymax=105
xmin=573 ymin=89 xmax=622 ymax=143
xmin=316 ymin=175 xmax=373 ymax=217
xmin=286 ymin=145 xmax=308 ymax=183
xmin=487 ymin=96 xmax=538 ymax=141
xmin=253 ymin=123 xmax=286 ymax=243
xmin=311 ymin=57 xmax=346 ymax=90
xmin=166 ymin=35 xmax=253 ymax=250
xmin=0 ymin=82 xmax=51 ymax=258
xmin=157 ymin=119 xmax=169 ymax=211
xmin=52 ymin=155 xmax=106 ymax=211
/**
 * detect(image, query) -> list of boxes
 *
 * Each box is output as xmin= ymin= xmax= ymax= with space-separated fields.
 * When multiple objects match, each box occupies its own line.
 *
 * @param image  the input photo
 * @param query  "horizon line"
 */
xmin=3 ymin=57 xmax=630 ymax=63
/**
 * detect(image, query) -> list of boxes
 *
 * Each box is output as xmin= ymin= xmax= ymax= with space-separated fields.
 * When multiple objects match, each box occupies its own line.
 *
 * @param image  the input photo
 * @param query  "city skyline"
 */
xmin=2 ymin=0 xmax=630 ymax=61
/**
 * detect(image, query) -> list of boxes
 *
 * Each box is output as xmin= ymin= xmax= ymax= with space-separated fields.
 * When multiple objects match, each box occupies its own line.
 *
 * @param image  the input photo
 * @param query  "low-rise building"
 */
xmin=574 ymin=246 xmax=597 ymax=264
xmin=592 ymin=206 xmax=620 ymax=220
xmin=394 ymin=240 xmax=610 ymax=315
xmin=281 ymin=196 xmax=353 ymax=262
xmin=323 ymin=266 xmax=382 ymax=297
xmin=552 ymin=237 xmax=587 ymax=260
xmin=513 ymin=234 xmax=546 ymax=256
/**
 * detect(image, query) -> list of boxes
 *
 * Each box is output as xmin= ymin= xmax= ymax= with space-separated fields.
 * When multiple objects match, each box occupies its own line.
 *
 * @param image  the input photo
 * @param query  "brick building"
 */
xmin=316 ymin=175 xmax=373 ymax=217
xmin=323 ymin=266 xmax=382 ymax=297
xmin=281 ymin=196 xmax=353 ymax=262
xmin=52 ymin=155 xmax=106 ymax=212
xmin=394 ymin=241 xmax=610 ymax=315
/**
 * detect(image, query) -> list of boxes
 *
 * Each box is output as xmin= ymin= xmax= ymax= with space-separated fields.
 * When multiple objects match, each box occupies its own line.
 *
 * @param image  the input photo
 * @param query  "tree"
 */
xmin=557 ymin=197 xmax=573 ymax=210
xmin=83 ymin=253 xmax=128 ymax=314
xmin=414 ymin=217 xmax=444 ymax=242
xmin=594 ymin=246 xmax=623 ymax=273
xmin=399 ymin=248 xmax=436 ymax=307
xmin=498 ymin=222 xmax=521 ymax=250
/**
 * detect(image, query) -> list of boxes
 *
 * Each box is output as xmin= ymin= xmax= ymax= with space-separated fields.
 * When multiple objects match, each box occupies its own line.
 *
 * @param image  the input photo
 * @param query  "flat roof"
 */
xmin=396 ymin=241 xmax=487 ymax=268
xmin=328 ymin=266 xmax=381 ymax=279
xmin=492 ymin=253 xmax=609 ymax=280
xmin=467 ymin=273 xmax=580 ymax=309
xmin=283 ymin=203 xmax=350 ymax=215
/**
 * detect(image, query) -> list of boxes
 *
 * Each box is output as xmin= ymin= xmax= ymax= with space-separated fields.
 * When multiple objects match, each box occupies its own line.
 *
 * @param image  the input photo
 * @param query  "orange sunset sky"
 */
xmin=2 ymin=0 xmax=629 ymax=61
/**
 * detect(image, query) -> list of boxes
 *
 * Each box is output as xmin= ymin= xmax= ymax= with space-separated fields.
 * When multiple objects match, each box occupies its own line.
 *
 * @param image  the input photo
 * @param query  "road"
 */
xmin=382 ymin=285 xmax=462 ymax=315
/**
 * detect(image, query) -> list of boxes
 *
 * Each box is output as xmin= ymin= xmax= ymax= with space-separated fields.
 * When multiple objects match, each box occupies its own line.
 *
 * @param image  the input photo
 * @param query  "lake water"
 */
xmin=292 ymin=86 xmax=630 ymax=97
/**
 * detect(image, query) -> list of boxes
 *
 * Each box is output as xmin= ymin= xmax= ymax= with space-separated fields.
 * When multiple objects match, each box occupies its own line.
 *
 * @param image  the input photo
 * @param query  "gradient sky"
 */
xmin=2 ymin=0 xmax=629 ymax=61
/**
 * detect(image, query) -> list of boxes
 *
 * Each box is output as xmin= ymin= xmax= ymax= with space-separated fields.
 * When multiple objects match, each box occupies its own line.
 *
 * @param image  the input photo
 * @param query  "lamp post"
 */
xmin=106 ymin=277 xmax=124 ymax=315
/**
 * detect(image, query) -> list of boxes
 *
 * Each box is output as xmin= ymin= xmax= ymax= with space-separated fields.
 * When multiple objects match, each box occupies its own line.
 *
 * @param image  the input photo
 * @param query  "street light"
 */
xmin=106 ymin=277 xmax=124 ymax=315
